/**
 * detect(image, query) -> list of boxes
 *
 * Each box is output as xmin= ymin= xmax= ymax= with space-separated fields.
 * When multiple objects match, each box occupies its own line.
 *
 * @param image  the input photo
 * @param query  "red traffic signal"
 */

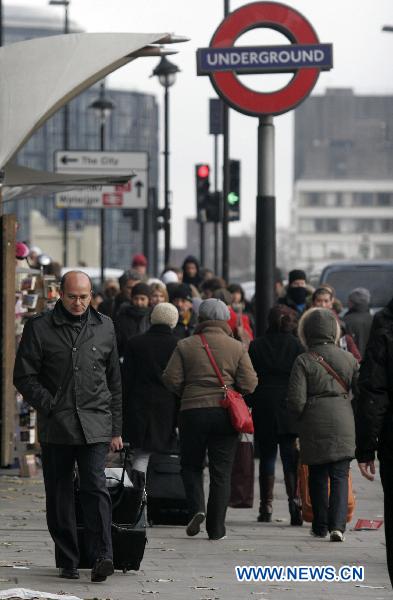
xmin=197 ymin=164 xmax=210 ymax=179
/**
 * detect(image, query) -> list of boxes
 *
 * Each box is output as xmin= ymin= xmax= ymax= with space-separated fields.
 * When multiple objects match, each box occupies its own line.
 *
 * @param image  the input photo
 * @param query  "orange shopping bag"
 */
xmin=298 ymin=464 xmax=355 ymax=523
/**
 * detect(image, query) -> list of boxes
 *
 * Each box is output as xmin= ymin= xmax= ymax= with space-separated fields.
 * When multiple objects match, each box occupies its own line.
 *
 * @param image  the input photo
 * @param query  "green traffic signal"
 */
xmin=227 ymin=191 xmax=239 ymax=205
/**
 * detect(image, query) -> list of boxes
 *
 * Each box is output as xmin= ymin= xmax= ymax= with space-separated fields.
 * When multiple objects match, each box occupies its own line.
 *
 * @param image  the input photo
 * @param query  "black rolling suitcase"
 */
xmin=76 ymin=447 xmax=147 ymax=572
xmin=146 ymin=452 xmax=189 ymax=526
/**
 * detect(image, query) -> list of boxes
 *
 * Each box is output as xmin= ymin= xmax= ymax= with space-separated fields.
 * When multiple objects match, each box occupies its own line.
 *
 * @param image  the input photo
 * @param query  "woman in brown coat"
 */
xmin=163 ymin=299 xmax=257 ymax=540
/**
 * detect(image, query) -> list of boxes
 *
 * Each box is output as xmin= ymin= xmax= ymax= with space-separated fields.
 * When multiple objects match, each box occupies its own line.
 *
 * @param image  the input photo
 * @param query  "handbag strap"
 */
xmin=309 ymin=352 xmax=349 ymax=394
xmin=198 ymin=333 xmax=226 ymax=389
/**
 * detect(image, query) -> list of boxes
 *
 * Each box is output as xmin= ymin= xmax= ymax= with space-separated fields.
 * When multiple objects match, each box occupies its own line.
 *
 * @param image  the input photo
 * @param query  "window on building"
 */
xmin=353 ymin=193 xmax=374 ymax=207
xmin=377 ymin=193 xmax=393 ymax=207
xmin=381 ymin=220 xmax=393 ymax=233
xmin=299 ymin=219 xmax=315 ymax=232
xmin=303 ymin=193 xmax=326 ymax=207
xmin=315 ymin=219 xmax=339 ymax=233
xmin=340 ymin=220 xmax=356 ymax=234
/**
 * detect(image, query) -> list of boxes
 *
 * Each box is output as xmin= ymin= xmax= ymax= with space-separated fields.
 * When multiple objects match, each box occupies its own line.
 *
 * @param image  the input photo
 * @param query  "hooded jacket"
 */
xmin=13 ymin=301 xmax=122 ymax=445
xmin=288 ymin=308 xmax=358 ymax=465
xmin=182 ymin=255 xmax=202 ymax=288
xmin=114 ymin=303 xmax=151 ymax=358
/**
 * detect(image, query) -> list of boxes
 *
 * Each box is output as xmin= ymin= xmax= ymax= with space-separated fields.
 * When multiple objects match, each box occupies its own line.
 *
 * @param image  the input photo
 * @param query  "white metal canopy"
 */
xmin=0 ymin=32 xmax=172 ymax=169
xmin=1 ymin=163 xmax=133 ymax=203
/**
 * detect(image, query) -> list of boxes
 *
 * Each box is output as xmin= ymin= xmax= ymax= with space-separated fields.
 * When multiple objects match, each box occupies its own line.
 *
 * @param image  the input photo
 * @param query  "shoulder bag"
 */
xmin=309 ymin=351 xmax=349 ymax=393
xmin=198 ymin=333 xmax=254 ymax=434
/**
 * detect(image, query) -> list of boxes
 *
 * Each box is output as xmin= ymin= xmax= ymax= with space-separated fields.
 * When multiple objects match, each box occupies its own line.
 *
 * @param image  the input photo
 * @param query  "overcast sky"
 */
xmin=8 ymin=0 xmax=393 ymax=247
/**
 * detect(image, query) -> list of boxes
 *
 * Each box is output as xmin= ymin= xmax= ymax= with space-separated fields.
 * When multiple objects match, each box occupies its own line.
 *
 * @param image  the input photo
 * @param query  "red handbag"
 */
xmin=199 ymin=333 xmax=254 ymax=434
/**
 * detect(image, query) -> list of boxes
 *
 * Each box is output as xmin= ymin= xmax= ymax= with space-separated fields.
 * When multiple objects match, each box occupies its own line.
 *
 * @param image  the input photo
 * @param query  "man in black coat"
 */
xmin=343 ymin=287 xmax=373 ymax=358
xmin=14 ymin=271 xmax=123 ymax=583
xmin=356 ymin=297 xmax=393 ymax=586
xmin=122 ymin=303 xmax=179 ymax=473
xmin=114 ymin=281 xmax=151 ymax=359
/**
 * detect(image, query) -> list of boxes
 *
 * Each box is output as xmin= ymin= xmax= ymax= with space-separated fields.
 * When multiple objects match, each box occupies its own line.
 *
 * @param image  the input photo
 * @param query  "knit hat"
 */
xmin=212 ymin=288 xmax=232 ymax=305
xmin=131 ymin=282 xmax=151 ymax=298
xmin=132 ymin=253 xmax=148 ymax=267
xmin=288 ymin=269 xmax=307 ymax=285
xmin=172 ymin=283 xmax=193 ymax=303
xmin=199 ymin=298 xmax=230 ymax=322
xmin=150 ymin=302 xmax=179 ymax=329
xmin=161 ymin=270 xmax=179 ymax=285
xmin=15 ymin=242 xmax=30 ymax=259
xmin=348 ymin=287 xmax=371 ymax=307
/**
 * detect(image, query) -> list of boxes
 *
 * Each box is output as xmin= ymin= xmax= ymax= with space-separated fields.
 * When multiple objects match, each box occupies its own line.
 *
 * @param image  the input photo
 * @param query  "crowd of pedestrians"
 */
xmin=12 ymin=251 xmax=393 ymax=587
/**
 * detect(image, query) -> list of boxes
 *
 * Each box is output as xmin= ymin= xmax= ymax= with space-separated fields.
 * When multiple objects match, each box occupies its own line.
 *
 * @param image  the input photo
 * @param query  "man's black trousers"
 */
xmin=41 ymin=443 xmax=112 ymax=569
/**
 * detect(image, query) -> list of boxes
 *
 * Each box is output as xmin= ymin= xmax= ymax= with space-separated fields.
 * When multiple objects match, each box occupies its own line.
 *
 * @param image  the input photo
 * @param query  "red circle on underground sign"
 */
xmin=210 ymin=1 xmax=320 ymax=117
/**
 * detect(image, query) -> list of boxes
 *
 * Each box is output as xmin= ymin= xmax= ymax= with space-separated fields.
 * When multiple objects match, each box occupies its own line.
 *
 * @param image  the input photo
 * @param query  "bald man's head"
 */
xmin=60 ymin=271 xmax=92 ymax=316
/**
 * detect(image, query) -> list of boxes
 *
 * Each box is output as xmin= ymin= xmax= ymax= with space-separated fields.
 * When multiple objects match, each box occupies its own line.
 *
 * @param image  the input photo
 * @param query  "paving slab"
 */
xmin=0 ymin=462 xmax=390 ymax=600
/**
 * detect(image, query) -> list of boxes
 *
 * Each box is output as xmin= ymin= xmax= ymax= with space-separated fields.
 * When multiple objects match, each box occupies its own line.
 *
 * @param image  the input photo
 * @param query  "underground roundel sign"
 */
xmin=196 ymin=1 xmax=333 ymax=117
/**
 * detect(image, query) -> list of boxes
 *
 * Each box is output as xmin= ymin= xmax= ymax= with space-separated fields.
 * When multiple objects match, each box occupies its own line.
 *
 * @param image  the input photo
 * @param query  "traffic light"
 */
xmin=228 ymin=159 xmax=240 ymax=221
xmin=196 ymin=163 xmax=214 ymax=222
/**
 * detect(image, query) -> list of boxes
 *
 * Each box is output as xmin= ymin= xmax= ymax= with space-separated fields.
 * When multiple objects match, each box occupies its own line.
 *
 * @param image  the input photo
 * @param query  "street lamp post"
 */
xmin=49 ymin=0 xmax=70 ymax=268
xmin=152 ymin=56 xmax=180 ymax=268
xmin=88 ymin=82 xmax=115 ymax=287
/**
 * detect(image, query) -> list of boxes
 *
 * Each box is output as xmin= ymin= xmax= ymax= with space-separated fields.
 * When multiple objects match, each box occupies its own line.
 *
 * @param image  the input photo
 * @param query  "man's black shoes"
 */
xmin=59 ymin=567 xmax=80 ymax=579
xmin=91 ymin=557 xmax=114 ymax=582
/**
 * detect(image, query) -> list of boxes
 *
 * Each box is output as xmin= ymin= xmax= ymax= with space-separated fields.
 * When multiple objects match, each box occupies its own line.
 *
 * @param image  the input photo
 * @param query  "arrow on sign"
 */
xmin=135 ymin=180 xmax=144 ymax=198
xmin=61 ymin=155 xmax=79 ymax=165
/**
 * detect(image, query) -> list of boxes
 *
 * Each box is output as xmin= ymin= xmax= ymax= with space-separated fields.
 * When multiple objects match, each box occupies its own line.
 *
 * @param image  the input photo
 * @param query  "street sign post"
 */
xmin=54 ymin=151 xmax=148 ymax=209
xmin=197 ymin=1 xmax=332 ymax=333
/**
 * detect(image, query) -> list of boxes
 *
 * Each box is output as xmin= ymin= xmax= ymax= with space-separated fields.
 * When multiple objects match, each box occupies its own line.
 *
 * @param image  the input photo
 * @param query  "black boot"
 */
xmin=284 ymin=471 xmax=303 ymax=526
xmin=258 ymin=475 xmax=274 ymax=522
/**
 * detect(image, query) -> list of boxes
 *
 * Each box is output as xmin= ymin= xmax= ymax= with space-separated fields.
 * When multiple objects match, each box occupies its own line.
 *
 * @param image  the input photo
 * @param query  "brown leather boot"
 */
xmin=284 ymin=471 xmax=303 ymax=526
xmin=258 ymin=475 xmax=275 ymax=522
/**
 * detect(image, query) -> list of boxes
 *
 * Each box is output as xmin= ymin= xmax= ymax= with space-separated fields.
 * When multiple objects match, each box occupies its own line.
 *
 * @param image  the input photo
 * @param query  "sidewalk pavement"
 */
xmin=0 ymin=460 xmax=390 ymax=600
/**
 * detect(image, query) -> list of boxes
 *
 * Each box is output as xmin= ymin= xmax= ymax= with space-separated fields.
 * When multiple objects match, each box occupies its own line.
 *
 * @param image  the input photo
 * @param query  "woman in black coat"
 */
xmin=122 ymin=303 xmax=179 ymax=474
xmin=248 ymin=305 xmax=304 ymax=525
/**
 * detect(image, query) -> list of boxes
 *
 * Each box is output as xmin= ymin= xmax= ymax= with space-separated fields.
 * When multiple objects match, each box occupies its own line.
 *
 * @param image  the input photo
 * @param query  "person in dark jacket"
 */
xmin=172 ymin=283 xmax=198 ymax=339
xmin=96 ymin=278 xmax=119 ymax=319
xmin=278 ymin=269 xmax=310 ymax=316
xmin=122 ymin=303 xmax=179 ymax=475
xmin=288 ymin=308 xmax=358 ymax=542
xmin=356 ymin=297 xmax=393 ymax=586
xmin=182 ymin=255 xmax=203 ymax=289
xmin=344 ymin=287 xmax=373 ymax=358
xmin=248 ymin=306 xmax=304 ymax=525
xmin=13 ymin=271 xmax=122 ymax=583
xmin=114 ymin=282 xmax=151 ymax=359
xmin=99 ymin=269 xmax=141 ymax=320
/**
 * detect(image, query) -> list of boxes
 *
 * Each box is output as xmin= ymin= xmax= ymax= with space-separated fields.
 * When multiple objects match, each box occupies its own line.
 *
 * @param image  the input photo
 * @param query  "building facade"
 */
xmin=3 ymin=4 xmax=159 ymax=270
xmin=292 ymin=88 xmax=393 ymax=272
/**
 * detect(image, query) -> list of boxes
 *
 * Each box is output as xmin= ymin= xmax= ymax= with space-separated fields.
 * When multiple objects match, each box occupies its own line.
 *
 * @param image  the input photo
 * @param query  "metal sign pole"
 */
xmin=255 ymin=115 xmax=276 ymax=336
xmin=222 ymin=0 xmax=230 ymax=283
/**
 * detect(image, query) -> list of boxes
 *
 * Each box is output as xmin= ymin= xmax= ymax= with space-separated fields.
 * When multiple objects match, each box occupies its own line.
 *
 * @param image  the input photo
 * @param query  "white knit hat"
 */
xmin=161 ymin=270 xmax=179 ymax=285
xmin=150 ymin=302 xmax=179 ymax=329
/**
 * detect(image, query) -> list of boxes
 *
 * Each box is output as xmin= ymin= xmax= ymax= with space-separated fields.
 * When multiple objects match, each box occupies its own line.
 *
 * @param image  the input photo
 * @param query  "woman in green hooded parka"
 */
xmin=288 ymin=308 xmax=358 ymax=542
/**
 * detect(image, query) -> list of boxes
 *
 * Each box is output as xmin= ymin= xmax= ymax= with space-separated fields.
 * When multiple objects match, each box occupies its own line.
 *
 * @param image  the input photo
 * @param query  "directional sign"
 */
xmin=197 ymin=2 xmax=333 ymax=117
xmin=54 ymin=151 xmax=148 ymax=209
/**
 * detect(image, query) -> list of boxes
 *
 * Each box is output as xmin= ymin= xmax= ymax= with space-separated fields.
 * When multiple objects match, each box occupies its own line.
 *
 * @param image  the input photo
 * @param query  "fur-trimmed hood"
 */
xmin=298 ymin=307 xmax=340 ymax=349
